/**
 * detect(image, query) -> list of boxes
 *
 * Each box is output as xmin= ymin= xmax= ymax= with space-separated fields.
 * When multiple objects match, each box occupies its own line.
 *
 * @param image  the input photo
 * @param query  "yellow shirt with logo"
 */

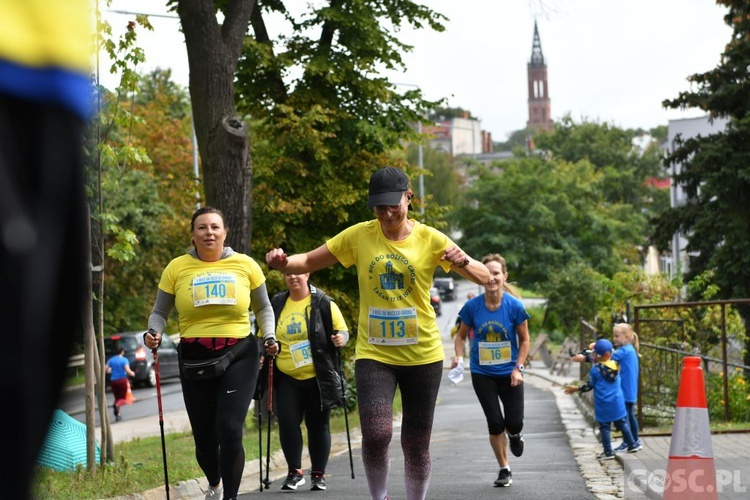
xmin=275 ymin=295 xmax=348 ymax=380
xmin=326 ymin=220 xmax=453 ymax=366
xmin=158 ymin=253 xmax=266 ymax=339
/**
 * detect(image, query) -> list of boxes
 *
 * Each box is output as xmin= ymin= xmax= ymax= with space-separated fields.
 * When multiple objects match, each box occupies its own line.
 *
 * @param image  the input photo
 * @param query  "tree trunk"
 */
xmin=177 ymin=0 xmax=255 ymax=253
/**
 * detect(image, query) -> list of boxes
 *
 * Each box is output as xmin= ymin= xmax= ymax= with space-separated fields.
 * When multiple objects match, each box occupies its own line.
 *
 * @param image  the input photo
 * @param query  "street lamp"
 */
xmin=417 ymin=119 xmax=425 ymax=215
xmin=392 ymin=82 xmax=425 ymax=216
xmin=107 ymin=8 xmax=201 ymax=208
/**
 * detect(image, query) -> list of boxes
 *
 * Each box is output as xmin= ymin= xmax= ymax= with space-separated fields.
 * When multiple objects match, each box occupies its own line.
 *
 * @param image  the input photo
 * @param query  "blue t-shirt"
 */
xmin=458 ymin=293 xmax=530 ymax=377
xmin=612 ymin=344 xmax=639 ymax=403
xmin=587 ymin=362 xmax=627 ymax=423
xmin=107 ymin=355 xmax=130 ymax=382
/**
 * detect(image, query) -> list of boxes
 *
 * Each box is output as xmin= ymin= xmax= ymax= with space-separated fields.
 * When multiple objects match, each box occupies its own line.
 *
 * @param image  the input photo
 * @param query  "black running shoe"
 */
xmin=494 ymin=468 xmax=512 ymax=487
xmin=509 ymin=433 xmax=524 ymax=457
xmin=281 ymin=470 xmax=306 ymax=490
xmin=310 ymin=474 xmax=326 ymax=491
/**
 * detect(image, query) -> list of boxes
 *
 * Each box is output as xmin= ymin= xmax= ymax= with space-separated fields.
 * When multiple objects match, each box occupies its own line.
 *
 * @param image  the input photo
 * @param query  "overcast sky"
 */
xmin=102 ymin=0 xmax=732 ymax=141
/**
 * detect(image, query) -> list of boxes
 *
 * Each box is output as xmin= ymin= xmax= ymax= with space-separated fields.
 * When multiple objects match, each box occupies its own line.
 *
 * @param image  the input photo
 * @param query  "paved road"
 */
xmin=235 ymin=280 xmax=591 ymax=499
xmin=237 ymin=364 xmax=594 ymax=499
xmin=96 ymin=275 xmax=637 ymax=500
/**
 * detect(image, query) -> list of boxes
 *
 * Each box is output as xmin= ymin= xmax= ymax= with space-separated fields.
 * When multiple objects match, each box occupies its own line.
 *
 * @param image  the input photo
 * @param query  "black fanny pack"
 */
xmin=180 ymin=337 xmax=250 ymax=380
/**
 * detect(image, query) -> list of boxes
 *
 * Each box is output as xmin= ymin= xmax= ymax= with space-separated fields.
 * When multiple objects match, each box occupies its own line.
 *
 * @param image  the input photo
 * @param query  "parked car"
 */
xmin=430 ymin=287 xmax=442 ymax=316
xmin=433 ymin=277 xmax=456 ymax=301
xmin=104 ymin=331 xmax=180 ymax=387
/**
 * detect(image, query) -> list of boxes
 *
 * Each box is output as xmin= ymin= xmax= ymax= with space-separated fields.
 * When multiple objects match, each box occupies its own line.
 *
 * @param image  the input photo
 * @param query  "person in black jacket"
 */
xmin=270 ymin=272 xmax=349 ymax=491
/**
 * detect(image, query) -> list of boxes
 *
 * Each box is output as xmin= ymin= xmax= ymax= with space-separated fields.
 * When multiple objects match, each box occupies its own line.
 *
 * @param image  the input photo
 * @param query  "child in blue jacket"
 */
xmin=611 ymin=323 xmax=642 ymax=451
xmin=565 ymin=339 xmax=638 ymax=460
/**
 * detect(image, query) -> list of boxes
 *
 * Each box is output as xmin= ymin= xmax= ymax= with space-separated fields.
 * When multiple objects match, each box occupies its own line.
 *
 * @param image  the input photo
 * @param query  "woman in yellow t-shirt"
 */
xmin=270 ymin=272 xmax=349 ymax=492
xmin=266 ymin=167 xmax=489 ymax=500
xmin=145 ymin=207 xmax=279 ymax=500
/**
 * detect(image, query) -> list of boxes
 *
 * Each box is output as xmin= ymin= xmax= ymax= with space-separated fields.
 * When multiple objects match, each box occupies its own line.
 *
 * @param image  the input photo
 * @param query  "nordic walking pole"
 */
xmin=337 ymin=348 xmax=355 ymax=479
xmin=256 ymin=358 xmax=264 ymax=492
xmin=152 ymin=345 xmax=170 ymax=499
xmin=258 ymin=394 xmax=263 ymax=491
xmin=263 ymin=339 xmax=276 ymax=490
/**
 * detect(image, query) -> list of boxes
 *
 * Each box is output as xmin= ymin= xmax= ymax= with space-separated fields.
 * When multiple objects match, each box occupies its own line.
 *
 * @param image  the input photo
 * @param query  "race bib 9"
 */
xmin=290 ymin=341 xmax=313 ymax=368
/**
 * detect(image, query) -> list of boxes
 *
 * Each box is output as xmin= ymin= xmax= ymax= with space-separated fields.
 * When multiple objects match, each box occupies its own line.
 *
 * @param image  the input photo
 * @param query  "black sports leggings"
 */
xmin=470 ymin=371 xmax=524 ymax=436
xmin=355 ymin=359 xmax=442 ymax=500
xmin=275 ymin=370 xmax=331 ymax=473
xmin=180 ymin=339 xmax=259 ymax=499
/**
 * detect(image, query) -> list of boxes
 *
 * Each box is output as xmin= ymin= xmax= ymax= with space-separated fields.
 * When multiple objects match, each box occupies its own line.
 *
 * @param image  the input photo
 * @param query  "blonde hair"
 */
xmin=613 ymin=322 xmax=640 ymax=356
xmin=481 ymin=253 xmax=521 ymax=298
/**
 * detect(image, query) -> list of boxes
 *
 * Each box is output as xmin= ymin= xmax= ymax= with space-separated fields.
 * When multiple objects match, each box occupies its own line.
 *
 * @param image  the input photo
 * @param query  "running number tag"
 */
xmin=290 ymin=340 xmax=313 ymax=368
xmin=368 ymin=307 xmax=418 ymax=345
xmin=192 ymin=274 xmax=238 ymax=306
xmin=478 ymin=341 xmax=512 ymax=365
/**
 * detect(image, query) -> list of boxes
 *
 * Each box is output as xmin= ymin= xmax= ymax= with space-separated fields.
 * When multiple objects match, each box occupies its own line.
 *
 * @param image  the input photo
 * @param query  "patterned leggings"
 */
xmin=355 ymin=359 xmax=443 ymax=500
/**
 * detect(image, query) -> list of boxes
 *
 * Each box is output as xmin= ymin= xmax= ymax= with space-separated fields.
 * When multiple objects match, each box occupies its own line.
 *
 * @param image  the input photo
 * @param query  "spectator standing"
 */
xmin=564 ymin=339 xmax=638 ymax=460
xmin=611 ymin=323 xmax=642 ymax=451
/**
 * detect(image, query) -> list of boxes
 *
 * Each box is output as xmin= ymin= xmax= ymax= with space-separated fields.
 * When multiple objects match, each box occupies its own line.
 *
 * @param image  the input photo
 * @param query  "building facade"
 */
xmin=660 ymin=115 xmax=729 ymax=278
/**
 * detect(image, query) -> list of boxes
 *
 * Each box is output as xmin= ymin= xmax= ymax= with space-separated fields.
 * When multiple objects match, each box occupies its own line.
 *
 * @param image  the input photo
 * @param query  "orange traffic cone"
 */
xmin=663 ymin=356 xmax=717 ymax=499
xmin=124 ymin=379 xmax=137 ymax=404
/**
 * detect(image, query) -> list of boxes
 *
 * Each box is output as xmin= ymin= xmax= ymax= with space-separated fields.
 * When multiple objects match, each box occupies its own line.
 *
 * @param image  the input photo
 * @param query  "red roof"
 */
xmin=645 ymin=178 xmax=670 ymax=189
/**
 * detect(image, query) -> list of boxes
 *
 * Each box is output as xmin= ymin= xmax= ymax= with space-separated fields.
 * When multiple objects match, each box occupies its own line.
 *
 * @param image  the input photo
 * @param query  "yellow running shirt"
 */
xmin=326 ymin=219 xmax=453 ymax=366
xmin=158 ymin=253 xmax=266 ymax=339
xmin=275 ymin=295 xmax=348 ymax=380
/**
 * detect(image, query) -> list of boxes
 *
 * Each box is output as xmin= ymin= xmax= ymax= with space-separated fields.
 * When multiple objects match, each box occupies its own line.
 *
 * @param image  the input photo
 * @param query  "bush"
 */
xmin=706 ymin=368 xmax=750 ymax=423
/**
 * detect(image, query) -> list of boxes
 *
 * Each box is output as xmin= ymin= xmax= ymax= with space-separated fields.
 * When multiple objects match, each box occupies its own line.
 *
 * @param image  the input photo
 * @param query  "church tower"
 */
xmin=527 ymin=21 xmax=552 ymax=131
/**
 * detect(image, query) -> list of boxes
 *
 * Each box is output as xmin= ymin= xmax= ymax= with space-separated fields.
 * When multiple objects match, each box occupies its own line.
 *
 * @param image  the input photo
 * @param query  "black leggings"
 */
xmin=275 ymin=370 xmax=331 ymax=473
xmin=470 ymin=371 xmax=524 ymax=436
xmin=355 ymin=359 xmax=442 ymax=500
xmin=180 ymin=339 xmax=259 ymax=499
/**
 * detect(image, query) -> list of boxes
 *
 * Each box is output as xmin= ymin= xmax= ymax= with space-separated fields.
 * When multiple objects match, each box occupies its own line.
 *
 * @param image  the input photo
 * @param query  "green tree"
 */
xmin=87 ymin=9 xmax=166 ymax=464
xmin=166 ymin=0 xmax=256 ymax=252
xmin=99 ymin=69 xmax=197 ymax=334
xmin=535 ymin=116 xmax=667 ymax=210
xmin=169 ymin=0 xmax=447 ymax=256
xmin=403 ymin=143 xmax=462 ymax=210
xmin=231 ymin=1 xmax=447 ymax=327
xmin=651 ymin=0 xmax=750 ymax=369
xmin=541 ymin=261 xmax=610 ymax=335
xmin=455 ymin=158 xmax=641 ymax=290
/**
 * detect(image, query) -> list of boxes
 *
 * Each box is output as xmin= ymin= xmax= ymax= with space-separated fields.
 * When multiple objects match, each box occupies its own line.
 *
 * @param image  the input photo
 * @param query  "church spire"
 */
xmin=527 ymin=20 xmax=553 ymax=131
xmin=530 ymin=20 xmax=544 ymax=66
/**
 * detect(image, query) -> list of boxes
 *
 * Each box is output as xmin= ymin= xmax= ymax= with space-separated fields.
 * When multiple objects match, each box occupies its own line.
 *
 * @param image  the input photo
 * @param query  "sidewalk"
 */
xmin=528 ymin=364 xmax=750 ymax=500
xmin=107 ymin=341 xmax=750 ymax=500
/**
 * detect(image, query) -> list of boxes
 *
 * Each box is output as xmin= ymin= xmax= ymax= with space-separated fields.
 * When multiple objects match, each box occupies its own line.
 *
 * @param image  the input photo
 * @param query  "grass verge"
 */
xmin=32 ymin=391 xmax=404 ymax=499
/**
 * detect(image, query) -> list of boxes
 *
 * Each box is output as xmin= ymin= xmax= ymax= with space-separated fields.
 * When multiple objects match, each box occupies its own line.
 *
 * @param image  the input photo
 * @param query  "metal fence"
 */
xmin=634 ymin=299 xmax=750 ymax=428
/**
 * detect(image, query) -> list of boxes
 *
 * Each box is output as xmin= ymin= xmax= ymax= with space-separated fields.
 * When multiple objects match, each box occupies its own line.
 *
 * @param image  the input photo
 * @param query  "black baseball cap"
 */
xmin=368 ymin=167 xmax=410 ymax=209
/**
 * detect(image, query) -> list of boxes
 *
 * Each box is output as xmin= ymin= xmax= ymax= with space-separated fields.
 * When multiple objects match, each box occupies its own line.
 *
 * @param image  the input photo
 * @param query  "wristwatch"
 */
xmin=515 ymin=363 xmax=525 ymax=372
xmin=456 ymin=257 xmax=470 ymax=268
